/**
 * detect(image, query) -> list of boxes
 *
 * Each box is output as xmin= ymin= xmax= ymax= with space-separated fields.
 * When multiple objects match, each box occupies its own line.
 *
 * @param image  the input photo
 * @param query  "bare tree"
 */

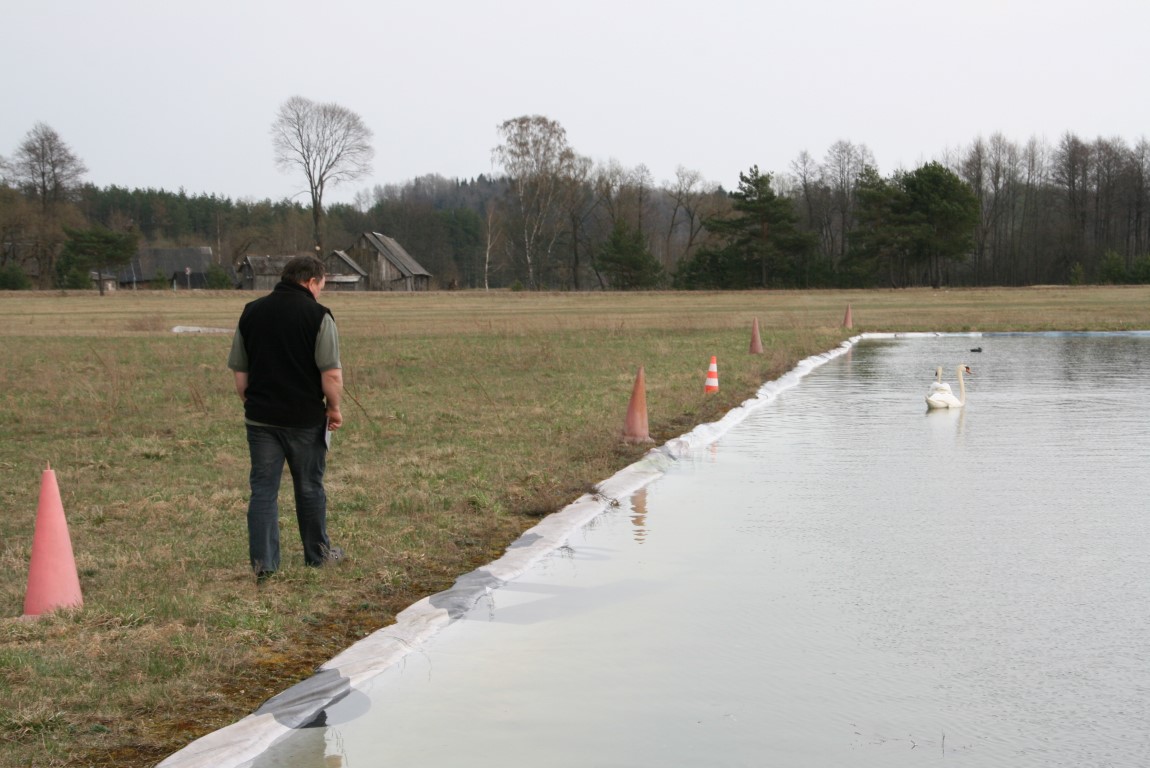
xmin=593 ymin=161 xmax=655 ymax=233
xmin=492 ymin=115 xmax=583 ymax=288
xmin=789 ymin=150 xmax=835 ymax=269
xmin=821 ymin=140 xmax=874 ymax=269
xmin=593 ymin=160 xmax=629 ymax=230
xmin=1019 ymin=136 xmax=1058 ymax=283
xmin=9 ymin=123 xmax=88 ymax=214
xmin=631 ymin=164 xmax=654 ymax=235
xmin=1090 ymin=136 xmax=1127 ymax=259
xmin=960 ymin=137 xmax=990 ymax=283
xmin=483 ymin=199 xmax=505 ymax=290
xmin=0 ymin=185 xmax=33 ymax=270
xmin=562 ymin=154 xmax=595 ymax=290
xmin=661 ymin=166 xmax=722 ymax=272
xmin=1130 ymin=138 xmax=1150 ymax=258
xmin=986 ymin=133 xmax=1023 ymax=284
xmin=1052 ymin=131 xmax=1092 ymax=276
xmin=271 ymin=96 xmax=374 ymax=254
xmin=8 ymin=123 xmax=88 ymax=286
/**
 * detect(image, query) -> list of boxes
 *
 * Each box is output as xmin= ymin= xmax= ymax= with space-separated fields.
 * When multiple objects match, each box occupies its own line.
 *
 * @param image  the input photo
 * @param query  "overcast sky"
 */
xmin=3 ymin=0 xmax=1147 ymax=205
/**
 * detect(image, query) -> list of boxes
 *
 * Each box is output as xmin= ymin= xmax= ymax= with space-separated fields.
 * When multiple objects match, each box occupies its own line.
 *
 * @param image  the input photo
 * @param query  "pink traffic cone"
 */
xmin=623 ymin=367 xmax=654 ymax=444
xmin=749 ymin=318 xmax=764 ymax=354
xmin=23 ymin=465 xmax=83 ymax=617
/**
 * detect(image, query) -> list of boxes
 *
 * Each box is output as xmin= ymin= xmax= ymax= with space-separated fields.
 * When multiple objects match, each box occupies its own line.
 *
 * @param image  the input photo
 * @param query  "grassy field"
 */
xmin=1 ymin=285 xmax=1148 ymax=767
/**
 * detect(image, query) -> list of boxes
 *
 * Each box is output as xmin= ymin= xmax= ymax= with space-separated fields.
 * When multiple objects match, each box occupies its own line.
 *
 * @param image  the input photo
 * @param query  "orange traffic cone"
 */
xmin=749 ymin=318 xmax=764 ymax=354
xmin=622 ymin=367 xmax=654 ymax=444
xmin=704 ymin=356 xmax=719 ymax=393
xmin=843 ymin=303 xmax=853 ymax=329
xmin=23 ymin=464 xmax=83 ymax=617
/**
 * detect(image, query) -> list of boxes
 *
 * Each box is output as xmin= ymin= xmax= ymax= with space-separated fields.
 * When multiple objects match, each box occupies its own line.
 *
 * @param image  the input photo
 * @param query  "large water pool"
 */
xmin=246 ymin=334 xmax=1150 ymax=767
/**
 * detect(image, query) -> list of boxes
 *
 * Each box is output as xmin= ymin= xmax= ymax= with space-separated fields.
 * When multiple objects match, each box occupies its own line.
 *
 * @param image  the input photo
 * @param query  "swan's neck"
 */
xmin=956 ymin=366 xmax=966 ymax=404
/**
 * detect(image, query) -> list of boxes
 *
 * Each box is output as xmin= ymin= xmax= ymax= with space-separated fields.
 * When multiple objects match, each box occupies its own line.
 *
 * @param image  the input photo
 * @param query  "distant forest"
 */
xmin=3 ymin=119 xmax=1148 ymax=290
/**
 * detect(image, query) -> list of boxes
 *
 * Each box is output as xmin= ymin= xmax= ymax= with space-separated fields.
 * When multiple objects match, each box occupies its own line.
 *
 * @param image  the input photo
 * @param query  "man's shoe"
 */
xmin=305 ymin=546 xmax=346 ymax=568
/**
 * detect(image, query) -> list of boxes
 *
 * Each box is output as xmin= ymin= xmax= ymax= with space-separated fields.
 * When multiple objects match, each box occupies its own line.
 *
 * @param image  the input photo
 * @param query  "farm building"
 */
xmin=324 ymin=250 xmax=367 ymax=291
xmin=118 ymin=247 xmax=218 ymax=289
xmin=239 ymin=239 xmax=427 ymax=292
xmin=240 ymin=253 xmax=367 ymax=292
xmin=345 ymin=232 xmax=432 ymax=291
xmin=238 ymin=255 xmax=294 ymax=292
xmin=88 ymin=270 xmax=119 ymax=293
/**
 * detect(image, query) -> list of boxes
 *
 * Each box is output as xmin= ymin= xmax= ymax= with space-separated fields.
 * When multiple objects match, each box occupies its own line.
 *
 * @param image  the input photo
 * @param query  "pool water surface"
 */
xmin=253 ymin=334 xmax=1150 ymax=768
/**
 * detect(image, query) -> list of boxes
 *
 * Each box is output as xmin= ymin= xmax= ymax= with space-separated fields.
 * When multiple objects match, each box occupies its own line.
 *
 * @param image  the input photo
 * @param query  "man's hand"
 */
xmin=233 ymin=371 xmax=248 ymax=402
xmin=322 ymin=368 xmax=344 ymax=430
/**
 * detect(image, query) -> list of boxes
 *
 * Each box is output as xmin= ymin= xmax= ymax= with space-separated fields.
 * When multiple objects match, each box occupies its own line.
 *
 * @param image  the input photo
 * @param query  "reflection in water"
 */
xmin=254 ymin=718 xmax=343 ymax=767
xmin=924 ymin=401 xmax=966 ymax=439
xmin=323 ymin=731 xmax=344 ymax=768
xmin=252 ymin=690 xmax=377 ymax=768
xmin=629 ymin=487 xmax=648 ymax=543
xmin=261 ymin=335 xmax=1150 ymax=768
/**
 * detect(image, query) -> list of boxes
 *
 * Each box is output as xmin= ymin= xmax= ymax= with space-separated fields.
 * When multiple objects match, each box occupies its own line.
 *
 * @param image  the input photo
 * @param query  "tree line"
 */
xmin=2 ymin=112 xmax=1148 ymax=291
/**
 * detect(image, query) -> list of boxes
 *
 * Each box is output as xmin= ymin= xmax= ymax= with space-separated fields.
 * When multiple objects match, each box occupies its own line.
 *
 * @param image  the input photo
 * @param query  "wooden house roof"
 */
xmin=119 ymin=246 xmax=213 ymax=283
xmin=329 ymin=249 xmax=368 ymax=277
xmin=362 ymin=232 xmax=431 ymax=278
xmin=242 ymin=255 xmax=294 ymax=276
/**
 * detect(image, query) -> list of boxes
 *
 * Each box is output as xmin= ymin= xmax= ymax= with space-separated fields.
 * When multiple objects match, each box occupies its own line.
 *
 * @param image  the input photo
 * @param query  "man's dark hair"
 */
xmin=281 ymin=256 xmax=326 ymax=284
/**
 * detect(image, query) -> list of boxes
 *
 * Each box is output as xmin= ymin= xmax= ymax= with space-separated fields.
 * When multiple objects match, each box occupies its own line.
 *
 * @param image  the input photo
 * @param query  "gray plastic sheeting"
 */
xmin=157 ymin=332 xmax=948 ymax=768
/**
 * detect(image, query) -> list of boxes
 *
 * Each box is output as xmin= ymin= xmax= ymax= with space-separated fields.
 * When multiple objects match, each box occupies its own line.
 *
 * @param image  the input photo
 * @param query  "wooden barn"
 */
xmin=118 ymin=246 xmax=217 ymax=289
xmin=346 ymin=232 xmax=432 ymax=291
xmin=238 ymin=255 xmax=293 ymax=291
xmin=324 ymin=250 xmax=367 ymax=291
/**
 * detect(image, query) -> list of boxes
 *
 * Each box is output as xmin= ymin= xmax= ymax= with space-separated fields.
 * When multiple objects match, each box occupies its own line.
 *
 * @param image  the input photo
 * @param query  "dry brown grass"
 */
xmin=0 ymin=285 xmax=1147 ymax=767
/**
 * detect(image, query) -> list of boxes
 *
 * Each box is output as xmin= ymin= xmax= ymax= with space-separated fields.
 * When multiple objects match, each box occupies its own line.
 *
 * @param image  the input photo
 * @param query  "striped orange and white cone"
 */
xmin=843 ymin=303 xmax=853 ymax=329
xmin=704 ymin=356 xmax=719 ymax=393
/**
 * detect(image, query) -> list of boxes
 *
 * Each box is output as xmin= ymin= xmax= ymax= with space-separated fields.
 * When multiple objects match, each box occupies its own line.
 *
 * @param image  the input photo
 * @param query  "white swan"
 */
xmin=925 ymin=365 xmax=972 ymax=409
xmin=929 ymin=366 xmax=952 ymax=395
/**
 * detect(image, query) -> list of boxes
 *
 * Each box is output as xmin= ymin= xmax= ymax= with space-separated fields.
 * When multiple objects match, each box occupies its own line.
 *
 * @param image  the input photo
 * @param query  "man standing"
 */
xmin=227 ymin=255 xmax=344 ymax=581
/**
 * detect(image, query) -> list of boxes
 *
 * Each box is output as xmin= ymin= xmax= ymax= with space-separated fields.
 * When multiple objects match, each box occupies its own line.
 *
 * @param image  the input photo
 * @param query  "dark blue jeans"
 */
xmin=246 ymin=422 xmax=331 ymax=573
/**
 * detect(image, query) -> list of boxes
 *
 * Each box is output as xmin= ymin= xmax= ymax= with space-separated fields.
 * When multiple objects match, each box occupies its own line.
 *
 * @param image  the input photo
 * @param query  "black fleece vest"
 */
xmin=237 ymin=280 xmax=333 ymax=428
